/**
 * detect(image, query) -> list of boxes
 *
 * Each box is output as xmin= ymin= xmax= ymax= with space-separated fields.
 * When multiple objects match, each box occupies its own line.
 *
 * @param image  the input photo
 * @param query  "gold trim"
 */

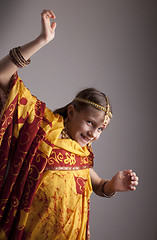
xmin=44 ymin=165 xmax=92 ymax=171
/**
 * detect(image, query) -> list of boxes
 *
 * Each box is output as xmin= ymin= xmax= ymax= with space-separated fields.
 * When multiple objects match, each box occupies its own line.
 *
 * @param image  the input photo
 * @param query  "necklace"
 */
xmin=61 ymin=127 xmax=71 ymax=139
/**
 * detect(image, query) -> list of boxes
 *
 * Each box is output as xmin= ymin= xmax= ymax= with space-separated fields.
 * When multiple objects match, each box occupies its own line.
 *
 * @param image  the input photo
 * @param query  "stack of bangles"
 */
xmin=9 ymin=47 xmax=31 ymax=68
xmin=102 ymin=181 xmax=116 ymax=198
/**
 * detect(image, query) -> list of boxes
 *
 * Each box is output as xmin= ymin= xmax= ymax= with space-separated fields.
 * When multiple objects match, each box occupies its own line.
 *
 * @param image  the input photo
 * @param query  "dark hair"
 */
xmin=53 ymin=88 xmax=112 ymax=119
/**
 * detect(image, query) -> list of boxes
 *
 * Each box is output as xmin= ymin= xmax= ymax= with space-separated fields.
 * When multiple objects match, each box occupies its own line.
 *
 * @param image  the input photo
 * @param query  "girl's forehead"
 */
xmin=81 ymin=107 xmax=105 ymax=121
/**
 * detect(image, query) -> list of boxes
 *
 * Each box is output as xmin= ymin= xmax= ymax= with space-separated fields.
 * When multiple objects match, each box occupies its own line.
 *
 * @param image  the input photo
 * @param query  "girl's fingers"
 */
xmin=131 ymin=180 xmax=138 ymax=186
xmin=130 ymin=186 xmax=136 ymax=191
xmin=131 ymin=176 xmax=139 ymax=181
xmin=42 ymin=9 xmax=56 ymax=19
xmin=124 ymin=170 xmax=137 ymax=178
xmin=123 ymin=169 xmax=132 ymax=175
xmin=51 ymin=21 xmax=56 ymax=30
xmin=130 ymin=172 xmax=137 ymax=177
xmin=50 ymin=10 xmax=56 ymax=19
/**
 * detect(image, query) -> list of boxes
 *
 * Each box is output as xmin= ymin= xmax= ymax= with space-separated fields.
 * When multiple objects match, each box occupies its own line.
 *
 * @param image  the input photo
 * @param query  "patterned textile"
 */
xmin=24 ymin=169 xmax=92 ymax=239
xmin=0 ymin=74 xmax=93 ymax=239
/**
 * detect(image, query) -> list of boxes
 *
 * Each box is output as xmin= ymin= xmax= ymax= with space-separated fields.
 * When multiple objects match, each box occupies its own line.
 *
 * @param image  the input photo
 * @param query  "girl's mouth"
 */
xmin=80 ymin=134 xmax=90 ymax=143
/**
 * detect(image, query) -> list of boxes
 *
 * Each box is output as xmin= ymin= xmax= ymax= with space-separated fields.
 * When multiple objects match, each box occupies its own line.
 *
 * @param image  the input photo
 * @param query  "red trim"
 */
xmin=45 ymin=147 xmax=93 ymax=170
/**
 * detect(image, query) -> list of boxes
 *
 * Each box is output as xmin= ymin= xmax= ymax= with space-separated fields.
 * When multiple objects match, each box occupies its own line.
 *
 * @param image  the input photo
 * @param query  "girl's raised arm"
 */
xmin=0 ymin=10 xmax=56 ymax=91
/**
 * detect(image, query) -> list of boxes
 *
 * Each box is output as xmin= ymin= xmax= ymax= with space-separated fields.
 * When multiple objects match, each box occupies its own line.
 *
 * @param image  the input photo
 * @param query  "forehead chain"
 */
xmin=74 ymin=97 xmax=113 ymax=119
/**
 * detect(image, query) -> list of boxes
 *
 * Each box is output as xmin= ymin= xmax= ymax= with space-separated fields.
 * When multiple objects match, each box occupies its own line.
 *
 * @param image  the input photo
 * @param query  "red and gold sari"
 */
xmin=0 ymin=74 xmax=93 ymax=239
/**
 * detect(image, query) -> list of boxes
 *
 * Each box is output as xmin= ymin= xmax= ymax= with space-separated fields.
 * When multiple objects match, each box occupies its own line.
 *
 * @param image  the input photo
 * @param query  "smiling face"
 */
xmin=66 ymin=105 xmax=110 ymax=147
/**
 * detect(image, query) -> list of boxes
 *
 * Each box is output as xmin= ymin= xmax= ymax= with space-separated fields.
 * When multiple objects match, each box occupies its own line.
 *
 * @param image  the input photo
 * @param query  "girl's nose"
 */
xmin=88 ymin=130 xmax=97 ymax=139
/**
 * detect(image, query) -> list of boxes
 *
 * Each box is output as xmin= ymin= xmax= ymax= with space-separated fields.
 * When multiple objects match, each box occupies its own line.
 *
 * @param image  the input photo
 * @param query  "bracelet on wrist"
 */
xmin=102 ymin=181 xmax=116 ymax=198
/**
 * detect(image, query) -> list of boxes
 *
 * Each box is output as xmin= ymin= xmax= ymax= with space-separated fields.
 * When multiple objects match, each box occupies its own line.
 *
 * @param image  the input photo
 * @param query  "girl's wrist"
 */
xmin=35 ymin=35 xmax=49 ymax=48
xmin=103 ymin=179 xmax=116 ymax=196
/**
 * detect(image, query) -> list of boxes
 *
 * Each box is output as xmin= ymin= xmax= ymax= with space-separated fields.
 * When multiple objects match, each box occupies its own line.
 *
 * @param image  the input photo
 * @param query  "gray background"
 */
xmin=0 ymin=0 xmax=157 ymax=239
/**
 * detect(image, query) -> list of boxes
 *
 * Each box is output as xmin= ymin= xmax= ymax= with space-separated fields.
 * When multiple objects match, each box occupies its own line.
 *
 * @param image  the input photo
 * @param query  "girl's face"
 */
xmin=66 ymin=105 xmax=110 ymax=147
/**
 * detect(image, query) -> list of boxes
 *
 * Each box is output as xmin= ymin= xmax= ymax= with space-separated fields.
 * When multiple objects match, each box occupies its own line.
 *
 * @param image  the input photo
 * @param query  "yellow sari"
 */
xmin=0 ymin=74 xmax=93 ymax=239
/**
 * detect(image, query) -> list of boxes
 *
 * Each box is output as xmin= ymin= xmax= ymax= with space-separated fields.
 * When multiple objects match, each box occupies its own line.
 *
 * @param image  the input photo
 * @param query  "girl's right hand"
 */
xmin=39 ymin=10 xmax=56 ymax=44
xmin=110 ymin=170 xmax=139 ymax=192
xmin=0 ymin=10 xmax=57 ymax=87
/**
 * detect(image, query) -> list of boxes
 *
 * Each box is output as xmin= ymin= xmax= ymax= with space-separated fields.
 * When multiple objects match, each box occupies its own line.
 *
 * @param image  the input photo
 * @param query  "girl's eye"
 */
xmin=98 ymin=127 xmax=103 ymax=132
xmin=87 ymin=121 xmax=93 ymax=126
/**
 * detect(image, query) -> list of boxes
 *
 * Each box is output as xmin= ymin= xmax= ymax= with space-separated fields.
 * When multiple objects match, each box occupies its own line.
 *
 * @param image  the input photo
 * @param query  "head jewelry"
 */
xmin=74 ymin=97 xmax=113 ymax=119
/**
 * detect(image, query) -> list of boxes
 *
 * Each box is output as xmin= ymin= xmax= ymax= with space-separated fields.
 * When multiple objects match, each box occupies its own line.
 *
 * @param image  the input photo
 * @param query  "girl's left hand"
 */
xmin=111 ymin=170 xmax=139 ymax=192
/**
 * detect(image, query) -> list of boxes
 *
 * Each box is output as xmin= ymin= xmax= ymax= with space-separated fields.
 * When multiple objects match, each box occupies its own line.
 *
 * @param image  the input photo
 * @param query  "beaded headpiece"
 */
xmin=74 ymin=97 xmax=113 ymax=119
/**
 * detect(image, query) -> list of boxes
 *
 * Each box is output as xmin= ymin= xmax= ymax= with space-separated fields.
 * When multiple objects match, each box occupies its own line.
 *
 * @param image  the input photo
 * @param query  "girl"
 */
xmin=0 ymin=10 xmax=138 ymax=240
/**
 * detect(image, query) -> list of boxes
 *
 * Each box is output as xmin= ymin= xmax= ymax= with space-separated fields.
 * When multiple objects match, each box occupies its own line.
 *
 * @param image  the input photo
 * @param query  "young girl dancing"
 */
xmin=0 ymin=10 xmax=139 ymax=240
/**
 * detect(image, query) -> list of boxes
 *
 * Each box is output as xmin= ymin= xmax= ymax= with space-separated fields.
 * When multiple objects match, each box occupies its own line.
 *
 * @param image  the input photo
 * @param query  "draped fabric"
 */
xmin=24 ymin=169 xmax=92 ymax=240
xmin=0 ymin=74 xmax=94 ymax=240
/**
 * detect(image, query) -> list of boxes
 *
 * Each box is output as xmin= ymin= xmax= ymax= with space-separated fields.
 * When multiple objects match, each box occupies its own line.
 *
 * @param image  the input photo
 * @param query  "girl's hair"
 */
xmin=53 ymin=88 xmax=112 ymax=119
